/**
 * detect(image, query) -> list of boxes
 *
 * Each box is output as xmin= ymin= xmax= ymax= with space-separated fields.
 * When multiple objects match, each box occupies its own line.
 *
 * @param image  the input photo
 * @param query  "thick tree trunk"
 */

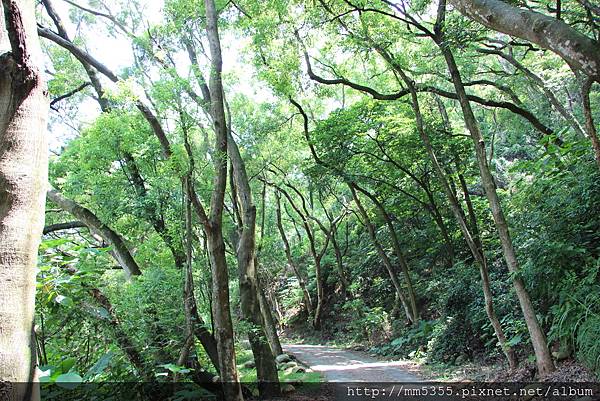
xmin=0 ymin=2 xmax=48 ymax=399
xmin=436 ymin=22 xmax=554 ymax=375
xmin=46 ymin=189 xmax=142 ymax=278
xmin=204 ymin=1 xmax=243 ymax=398
xmin=449 ymin=0 xmax=600 ymax=81
xmin=349 ymin=185 xmax=414 ymax=324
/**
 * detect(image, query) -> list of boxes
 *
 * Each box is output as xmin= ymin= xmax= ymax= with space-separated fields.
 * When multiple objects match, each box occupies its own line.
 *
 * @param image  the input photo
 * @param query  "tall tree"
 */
xmin=433 ymin=0 xmax=554 ymax=375
xmin=0 ymin=1 xmax=48 ymax=400
xmin=202 ymin=0 xmax=244 ymax=399
xmin=228 ymin=135 xmax=280 ymax=397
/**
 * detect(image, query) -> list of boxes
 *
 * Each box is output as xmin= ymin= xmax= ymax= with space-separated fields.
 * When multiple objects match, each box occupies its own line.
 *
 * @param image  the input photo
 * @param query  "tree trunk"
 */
xmin=89 ymin=289 xmax=151 ymax=381
xmin=312 ymin=253 xmax=326 ymax=329
xmin=375 ymin=40 xmax=519 ymax=369
xmin=257 ymin=278 xmax=284 ymax=356
xmin=255 ymin=185 xmax=284 ymax=357
xmin=330 ymin=229 xmax=349 ymax=298
xmin=228 ymin=136 xmax=280 ymax=397
xmin=204 ymin=1 xmax=243 ymax=398
xmin=274 ymin=192 xmax=313 ymax=315
xmin=354 ymin=184 xmax=420 ymax=322
xmin=0 ymin=2 xmax=48 ymax=399
xmin=581 ymin=78 xmax=600 ymax=168
xmin=349 ymin=185 xmax=414 ymax=324
xmin=436 ymin=20 xmax=554 ymax=375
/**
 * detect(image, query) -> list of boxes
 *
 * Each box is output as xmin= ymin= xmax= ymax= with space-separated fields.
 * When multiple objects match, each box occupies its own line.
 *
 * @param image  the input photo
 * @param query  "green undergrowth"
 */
xmin=236 ymin=348 xmax=322 ymax=386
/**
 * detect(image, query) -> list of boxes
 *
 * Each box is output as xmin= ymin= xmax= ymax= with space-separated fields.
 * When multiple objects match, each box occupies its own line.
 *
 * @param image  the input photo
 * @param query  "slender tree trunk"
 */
xmin=89 ymin=289 xmax=151 ymax=381
xmin=204 ymin=1 xmax=243 ymax=398
xmin=257 ymin=279 xmax=284 ymax=356
xmin=277 ymin=182 xmax=342 ymax=330
xmin=427 ymin=195 xmax=455 ymax=267
xmin=435 ymin=14 xmax=553 ymax=375
xmin=0 ymin=2 xmax=48 ymax=399
xmin=581 ymin=78 xmax=600 ymax=168
xmin=180 ymin=181 xmax=223 ymax=396
xmin=354 ymin=184 xmax=420 ymax=322
xmin=312 ymin=253 xmax=326 ymax=329
xmin=254 ymin=185 xmax=284 ymax=357
xmin=349 ymin=185 xmax=414 ymax=324
xmin=228 ymin=136 xmax=280 ymax=397
xmin=375 ymin=41 xmax=518 ymax=369
xmin=275 ymin=192 xmax=313 ymax=315
xmin=330 ymin=229 xmax=349 ymax=298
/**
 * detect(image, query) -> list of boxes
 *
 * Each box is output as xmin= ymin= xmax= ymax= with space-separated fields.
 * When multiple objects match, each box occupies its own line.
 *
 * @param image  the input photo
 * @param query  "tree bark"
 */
xmin=0 ymin=2 xmax=47 ymax=399
xmin=449 ymin=0 xmax=600 ymax=81
xmin=257 ymin=280 xmax=284 ymax=356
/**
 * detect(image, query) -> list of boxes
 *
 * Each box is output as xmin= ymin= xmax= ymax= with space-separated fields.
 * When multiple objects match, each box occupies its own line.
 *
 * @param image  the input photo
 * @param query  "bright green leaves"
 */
xmin=40 ymin=358 xmax=83 ymax=389
xmin=156 ymin=363 xmax=192 ymax=377
xmin=54 ymin=295 xmax=75 ymax=307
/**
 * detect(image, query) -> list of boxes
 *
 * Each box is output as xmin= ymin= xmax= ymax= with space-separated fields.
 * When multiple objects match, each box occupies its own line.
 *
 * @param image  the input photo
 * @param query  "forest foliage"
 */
xmin=19 ymin=0 xmax=600 ymax=397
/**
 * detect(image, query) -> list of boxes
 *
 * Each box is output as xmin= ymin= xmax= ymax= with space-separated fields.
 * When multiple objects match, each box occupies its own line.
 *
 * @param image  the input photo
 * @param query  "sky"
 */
xmin=43 ymin=0 xmax=272 ymax=151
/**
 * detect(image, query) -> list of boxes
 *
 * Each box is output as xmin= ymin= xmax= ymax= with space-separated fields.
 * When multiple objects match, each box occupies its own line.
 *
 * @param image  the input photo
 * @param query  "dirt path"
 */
xmin=283 ymin=344 xmax=422 ymax=382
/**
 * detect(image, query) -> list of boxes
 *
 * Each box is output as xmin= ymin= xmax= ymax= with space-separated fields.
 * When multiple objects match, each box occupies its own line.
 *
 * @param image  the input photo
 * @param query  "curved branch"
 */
xmin=449 ymin=0 xmax=600 ymax=81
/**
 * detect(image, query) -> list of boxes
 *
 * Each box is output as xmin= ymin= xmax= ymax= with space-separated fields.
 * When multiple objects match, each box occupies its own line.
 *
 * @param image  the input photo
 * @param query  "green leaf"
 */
xmin=55 ymin=295 xmax=74 ymax=307
xmin=55 ymin=372 xmax=83 ymax=389
xmin=84 ymin=351 xmax=114 ymax=379
xmin=59 ymin=357 xmax=77 ymax=373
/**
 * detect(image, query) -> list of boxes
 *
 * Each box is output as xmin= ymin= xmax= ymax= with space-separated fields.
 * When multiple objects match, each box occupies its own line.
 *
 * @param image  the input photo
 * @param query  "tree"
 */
xmin=0 ymin=1 xmax=48 ymax=399
xmin=201 ymin=1 xmax=244 ymax=399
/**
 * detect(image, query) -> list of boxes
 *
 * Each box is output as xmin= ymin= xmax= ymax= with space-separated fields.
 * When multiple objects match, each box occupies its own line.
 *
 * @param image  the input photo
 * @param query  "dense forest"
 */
xmin=1 ymin=0 xmax=599 ymax=400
